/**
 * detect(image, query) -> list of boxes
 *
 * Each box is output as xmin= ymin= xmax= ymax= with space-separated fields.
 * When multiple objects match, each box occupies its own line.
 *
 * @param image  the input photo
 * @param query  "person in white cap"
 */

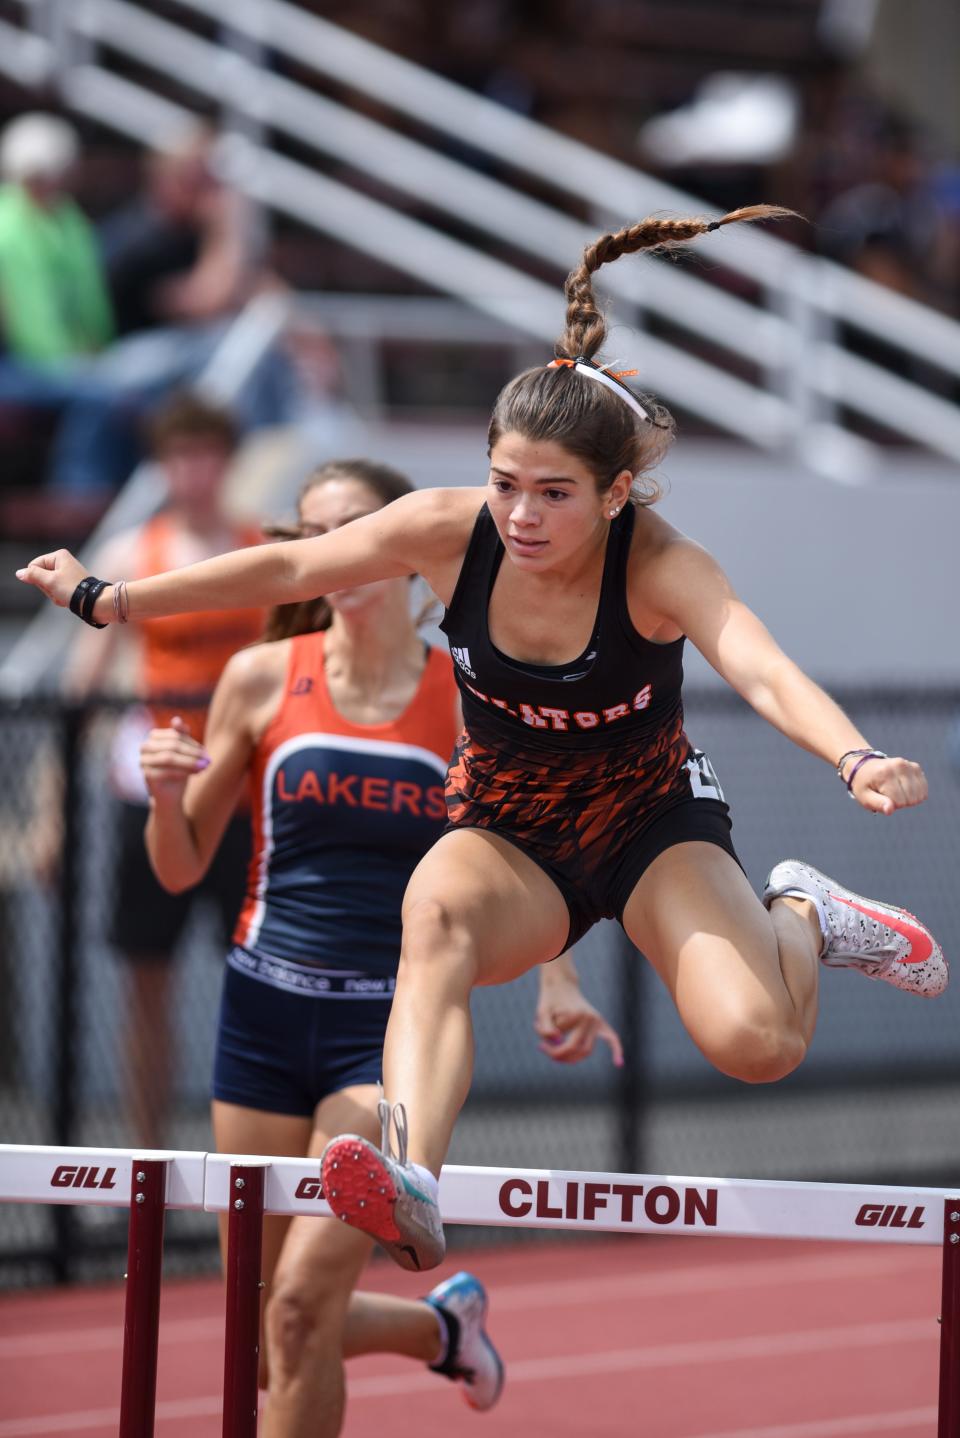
xmin=0 ymin=111 xmax=128 ymax=497
xmin=0 ymin=112 xmax=113 ymax=365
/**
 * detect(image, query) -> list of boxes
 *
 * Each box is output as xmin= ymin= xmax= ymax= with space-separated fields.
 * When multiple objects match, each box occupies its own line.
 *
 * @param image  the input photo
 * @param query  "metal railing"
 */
xmin=0 ymin=0 xmax=959 ymax=481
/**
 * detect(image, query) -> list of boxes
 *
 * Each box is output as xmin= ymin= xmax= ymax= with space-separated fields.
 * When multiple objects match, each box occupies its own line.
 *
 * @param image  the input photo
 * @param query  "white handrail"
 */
xmin=59 ymin=65 xmax=789 ymax=449
xmin=7 ymin=0 xmax=960 ymax=381
xmin=174 ymin=0 xmax=792 ymax=285
xmin=0 ymin=17 xmax=51 ymax=85
xmin=171 ymin=0 xmax=960 ymax=377
xmin=216 ymin=0 xmax=960 ymax=384
xmin=811 ymin=262 xmax=960 ymax=375
xmin=2 ymin=0 xmax=959 ymax=471
xmin=70 ymin=0 xmax=785 ymax=375
xmin=64 ymin=0 xmax=960 ymax=454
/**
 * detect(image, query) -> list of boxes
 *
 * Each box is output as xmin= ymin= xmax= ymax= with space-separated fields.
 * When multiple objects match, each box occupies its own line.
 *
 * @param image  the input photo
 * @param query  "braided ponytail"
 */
xmin=558 ymin=204 xmax=797 ymax=361
xmin=489 ymin=204 xmax=797 ymax=504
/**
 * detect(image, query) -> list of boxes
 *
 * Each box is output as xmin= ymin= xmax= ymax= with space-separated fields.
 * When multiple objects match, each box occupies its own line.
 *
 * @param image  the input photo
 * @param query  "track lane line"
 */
xmin=0 ymin=1247 xmax=930 ymax=1359
xmin=689 ymin=1408 xmax=937 ymax=1438
xmin=0 ymin=1315 xmax=936 ymax=1434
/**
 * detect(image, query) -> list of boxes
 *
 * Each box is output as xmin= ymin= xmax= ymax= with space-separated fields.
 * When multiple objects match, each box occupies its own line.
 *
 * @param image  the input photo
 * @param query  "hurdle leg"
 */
xmin=222 ymin=1163 xmax=265 ymax=1438
xmin=119 ymin=1158 xmax=168 ymax=1438
xmin=939 ymin=1199 xmax=960 ymax=1437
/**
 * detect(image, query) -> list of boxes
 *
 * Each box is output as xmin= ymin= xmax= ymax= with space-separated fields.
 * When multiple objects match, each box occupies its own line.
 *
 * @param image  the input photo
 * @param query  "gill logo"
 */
xmin=854 ymin=1203 xmax=924 ymax=1229
xmin=50 ymin=1165 xmax=118 ymax=1190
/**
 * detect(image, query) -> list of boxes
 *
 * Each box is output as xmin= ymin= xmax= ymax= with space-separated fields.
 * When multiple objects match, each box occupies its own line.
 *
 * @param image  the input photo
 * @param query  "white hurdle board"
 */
xmin=0 ymin=1144 xmax=207 ymax=1210
xmin=206 ymin=1151 xmax=947 ymax=1245
xmin=0 ymin=1145 xmax=951 ymax=1246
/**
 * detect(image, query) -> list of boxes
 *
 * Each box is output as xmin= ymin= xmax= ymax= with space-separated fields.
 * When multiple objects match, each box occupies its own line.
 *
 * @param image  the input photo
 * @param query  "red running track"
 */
xmin=0 ymin=1235 xmax=941 ymax=1437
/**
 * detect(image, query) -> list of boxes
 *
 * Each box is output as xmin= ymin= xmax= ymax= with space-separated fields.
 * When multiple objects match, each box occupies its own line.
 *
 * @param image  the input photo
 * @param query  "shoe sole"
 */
xmin=320 ymin=1136 xmax=436 ymax=1273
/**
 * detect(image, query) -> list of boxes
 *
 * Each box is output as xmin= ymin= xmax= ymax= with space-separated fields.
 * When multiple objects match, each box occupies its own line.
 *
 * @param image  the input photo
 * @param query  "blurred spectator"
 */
xmin=778 ymin=82 xmax=960 ymax=315
xmin=0 ymin=116 xmax=311 ymax=507
xmin=61 ymin=391 xmax=265 ymax=1149
xmin=94 ymin=125 xmax=313 ymax=437
xmin=0 ymin=112 xmax=137 ymax=497
xmin=816 ymin=113 xmax=944 ymax=303
xmin=101 ymin=124 xmax=257 ymax=339
xmin=0 ymin=113 xmax=113 ymax=363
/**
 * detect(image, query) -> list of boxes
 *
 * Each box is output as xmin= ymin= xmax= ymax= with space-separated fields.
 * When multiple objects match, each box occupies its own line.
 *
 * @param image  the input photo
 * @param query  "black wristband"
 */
xmin=69 ymin=576 xmax=109 ymax=629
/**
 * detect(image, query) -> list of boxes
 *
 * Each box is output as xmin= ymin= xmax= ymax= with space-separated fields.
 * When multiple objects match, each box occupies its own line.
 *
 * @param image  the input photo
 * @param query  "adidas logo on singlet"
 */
xmin=562 ymin=650 xmax=597 ymax=681
xmin=451 ymin=646 xmax=476 ymax=679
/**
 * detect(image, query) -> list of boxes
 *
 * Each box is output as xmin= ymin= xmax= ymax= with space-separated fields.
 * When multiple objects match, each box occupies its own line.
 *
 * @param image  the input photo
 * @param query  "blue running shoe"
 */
xmin=424 ymin=1271 xmax=504 ymax=1412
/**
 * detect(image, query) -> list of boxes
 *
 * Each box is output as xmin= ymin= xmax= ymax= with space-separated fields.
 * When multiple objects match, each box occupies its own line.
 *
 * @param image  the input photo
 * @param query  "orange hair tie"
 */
xmin=545 ymin=357 xmax=651 ymax=422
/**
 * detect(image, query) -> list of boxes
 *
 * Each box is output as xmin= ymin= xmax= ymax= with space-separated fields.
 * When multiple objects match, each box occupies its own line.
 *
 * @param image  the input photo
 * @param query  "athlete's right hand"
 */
xmin=140 ymin=717 xmax=210 ymax=801
xmin=15 ymin=549 xmax=89 ymax=608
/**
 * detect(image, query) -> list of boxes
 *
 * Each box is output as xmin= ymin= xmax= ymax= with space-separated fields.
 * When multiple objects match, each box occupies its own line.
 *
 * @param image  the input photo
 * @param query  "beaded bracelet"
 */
xmin=836 ymin=747 xmax=875 ymax=779
xmin=842 ymin=750 xmax=888 ymax=794
xmin=112 ymin=578 xmax=129 ymax=624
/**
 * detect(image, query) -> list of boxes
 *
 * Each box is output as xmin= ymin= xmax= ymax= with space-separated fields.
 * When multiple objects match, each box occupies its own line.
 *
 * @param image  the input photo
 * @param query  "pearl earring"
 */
xmin=609 ymin=507 xmax=620 ymax=517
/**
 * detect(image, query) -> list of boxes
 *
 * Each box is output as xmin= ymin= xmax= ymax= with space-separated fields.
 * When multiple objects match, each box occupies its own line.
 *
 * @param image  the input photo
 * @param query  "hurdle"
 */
xmin=3 ymin=1142 xmax=960 ymax=1436
xmin=0 ymin=1145 xmax=206 ymax=1438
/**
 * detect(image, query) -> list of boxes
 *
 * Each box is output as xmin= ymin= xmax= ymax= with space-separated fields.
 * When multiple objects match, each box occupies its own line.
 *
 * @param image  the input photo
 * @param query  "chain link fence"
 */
xmin=2 ymin=689 xmax=958 ymax=1286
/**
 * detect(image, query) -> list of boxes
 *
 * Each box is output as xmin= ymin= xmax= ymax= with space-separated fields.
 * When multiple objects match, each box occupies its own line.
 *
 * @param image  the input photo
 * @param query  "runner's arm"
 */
xmin=646 ymin=539 xmax=926 ymax=813
xmin=143 ymin=648 xmax=266 ymax=891
xmin=18 ymin=488 xmax=474 ymax=622
xmin=535 ymin=952 xmax=624 ymax=1066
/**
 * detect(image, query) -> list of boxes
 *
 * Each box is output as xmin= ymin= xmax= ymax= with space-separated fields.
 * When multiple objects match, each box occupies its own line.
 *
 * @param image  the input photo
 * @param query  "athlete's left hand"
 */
xmin=848 ymin=754 xmax=928 ymax=816
xmin=534 ymin=980 xmax=624 ymax=1067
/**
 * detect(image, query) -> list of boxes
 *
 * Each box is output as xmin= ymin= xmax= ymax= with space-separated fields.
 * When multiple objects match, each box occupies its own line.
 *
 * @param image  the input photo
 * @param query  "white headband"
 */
xmin=549 ymin=358 xmax=652 ymax=423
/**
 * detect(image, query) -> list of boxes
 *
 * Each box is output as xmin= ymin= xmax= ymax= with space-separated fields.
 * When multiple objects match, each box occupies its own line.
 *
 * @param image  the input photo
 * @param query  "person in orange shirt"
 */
xmin=63 ymin=391 xmax=263 ymax=1148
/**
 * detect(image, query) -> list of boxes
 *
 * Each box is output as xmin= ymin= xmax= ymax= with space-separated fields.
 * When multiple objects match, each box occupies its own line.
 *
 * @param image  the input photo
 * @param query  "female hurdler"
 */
xmin=18 ymin=204 xmax=946 ymax=1281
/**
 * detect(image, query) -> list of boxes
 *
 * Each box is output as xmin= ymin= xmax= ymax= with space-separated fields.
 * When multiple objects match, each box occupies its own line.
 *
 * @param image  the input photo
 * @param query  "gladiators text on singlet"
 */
xmin=438 ymin=502 xmax=734 ymax=946
xmin=440 ymin=502 xmax=687 ymax=753
xmin=233 ymin=632 xmax=459 ymax=978
xmin=442 ymin=506 xmax=689 ymax=753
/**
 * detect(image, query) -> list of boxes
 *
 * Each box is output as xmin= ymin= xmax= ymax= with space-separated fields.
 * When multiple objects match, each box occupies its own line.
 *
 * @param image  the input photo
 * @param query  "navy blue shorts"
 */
xmin=212 ymin=949 xmax=394 ymax=1117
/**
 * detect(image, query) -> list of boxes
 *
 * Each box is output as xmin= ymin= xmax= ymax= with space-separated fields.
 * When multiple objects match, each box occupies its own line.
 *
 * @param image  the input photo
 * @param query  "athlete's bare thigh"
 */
xmin=621 ymin=842 xmax=802 ymax=1057
xmin=402 ymin=827 xmax=570 ymax=987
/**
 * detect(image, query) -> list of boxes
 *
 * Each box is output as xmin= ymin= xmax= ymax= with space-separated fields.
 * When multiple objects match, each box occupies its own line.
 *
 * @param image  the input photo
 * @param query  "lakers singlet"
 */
xmin=233 ymin=632 xmax=459 ymax=978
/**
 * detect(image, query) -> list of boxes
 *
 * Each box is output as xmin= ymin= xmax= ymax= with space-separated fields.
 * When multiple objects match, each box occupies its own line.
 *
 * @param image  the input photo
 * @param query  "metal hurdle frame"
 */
xmin=3 ymin=1143 xmax=960 ymax=1437
xmin=0 ymin=1146 xmax=206 ymax=1438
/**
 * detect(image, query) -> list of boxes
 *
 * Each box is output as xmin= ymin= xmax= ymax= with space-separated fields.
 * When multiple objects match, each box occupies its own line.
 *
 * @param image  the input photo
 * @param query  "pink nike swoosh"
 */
xmin=830 ymin=894 xmax=934 ymax=965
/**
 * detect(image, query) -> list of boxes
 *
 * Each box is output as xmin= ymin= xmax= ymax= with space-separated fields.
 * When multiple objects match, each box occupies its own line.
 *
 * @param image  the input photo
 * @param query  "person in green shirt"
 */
xmin=0 ymin=113 xmax=113 ymax=365
xmin=0 ymin=114 xmax=303 ymax=498
xmin=0 ymin=112 xmax=132 ymax=496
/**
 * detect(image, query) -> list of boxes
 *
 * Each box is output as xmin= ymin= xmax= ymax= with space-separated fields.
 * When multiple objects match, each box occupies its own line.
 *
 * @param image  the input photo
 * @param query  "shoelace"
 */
xmin=827 ymin=904 xmax=897 ymax=959
xmin=378 ymin=1097 xmax=409 ymax=1166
